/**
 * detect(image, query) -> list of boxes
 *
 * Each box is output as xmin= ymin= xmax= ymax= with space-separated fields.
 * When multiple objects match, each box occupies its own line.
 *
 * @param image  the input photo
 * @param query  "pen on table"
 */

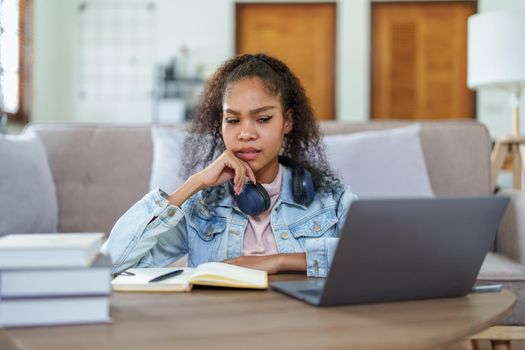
xmin=471 ymin=284 xmax=503 ymax=293
xmin=148 ymin=269 xmax=184 ymax=283
xmin=112 ymin=270 xmax=135 ymax=278
xmin=120 ymin=271 xmax=135 ymax=276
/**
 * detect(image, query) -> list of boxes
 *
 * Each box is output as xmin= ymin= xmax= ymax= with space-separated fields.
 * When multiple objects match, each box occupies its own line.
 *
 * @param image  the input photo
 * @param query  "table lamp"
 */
xmin=468 ymin=10 xmax=525 ymax=191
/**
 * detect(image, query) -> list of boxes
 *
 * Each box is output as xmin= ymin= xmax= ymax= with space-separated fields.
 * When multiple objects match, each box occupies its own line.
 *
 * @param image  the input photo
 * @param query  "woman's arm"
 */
xmin=303 ymin=188 xmax=358 ymax=277
xmin=223 ymin=253 xmax=306 ymax=274
xmin=166 ymin=174 xmax=203 ymax=206
xmin=104 ymin=150 xmax=257 ymax=272
xmin=101 ymin=189 xmax=190 ymax=273
xmin=224 ymin=189 xmax=359 ymax=275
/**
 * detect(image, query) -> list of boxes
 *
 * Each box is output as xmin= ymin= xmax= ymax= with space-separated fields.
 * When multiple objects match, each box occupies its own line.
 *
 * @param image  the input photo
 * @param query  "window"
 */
xmin=0 ymin=0 xmax=30 ymax=122
xmin=75 ymin=0 xmax=156 ymax=123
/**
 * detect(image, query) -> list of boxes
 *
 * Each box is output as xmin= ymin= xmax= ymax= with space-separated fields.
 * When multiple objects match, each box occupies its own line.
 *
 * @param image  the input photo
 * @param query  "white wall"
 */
xmin=33 ymin=0 xmax=234 ymax=123
xmin=32 ymin=0 xmax=371 ymax=124
xmin=32 ymin=0 xmax=524 ymax=134
xmin=33 ymin=0 xmax=71 ymax=122
xmin=337 ymin=0 xmax=370 ymax=122
xmin=155 ymin=0 xmax=233 ymax=76
xmin=477 ymin=0 xmax=525 ymax=137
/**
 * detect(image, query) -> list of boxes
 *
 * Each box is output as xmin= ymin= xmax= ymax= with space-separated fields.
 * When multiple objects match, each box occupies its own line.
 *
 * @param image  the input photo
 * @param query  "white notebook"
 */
xmin=0 ymin=254 xmax=112 ymax=298
xmin=0 ymin=233 xmax=105 ymax=269
xmin=0 ymin=296 xmax=111 ymax=328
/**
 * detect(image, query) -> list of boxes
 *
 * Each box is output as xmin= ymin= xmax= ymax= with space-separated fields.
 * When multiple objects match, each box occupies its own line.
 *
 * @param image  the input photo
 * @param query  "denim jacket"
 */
xmin=101 ymin=166 xmax=357 ymax=277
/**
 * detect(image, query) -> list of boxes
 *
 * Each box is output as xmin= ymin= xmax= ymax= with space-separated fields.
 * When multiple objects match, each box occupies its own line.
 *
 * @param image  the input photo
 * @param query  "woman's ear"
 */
xmin=284 ymin=109 xmax=293 ymax=134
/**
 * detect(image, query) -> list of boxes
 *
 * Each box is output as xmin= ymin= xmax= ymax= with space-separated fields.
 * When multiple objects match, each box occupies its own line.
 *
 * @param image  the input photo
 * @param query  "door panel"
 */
xmin=371 ymin=2 xmax=476 ymax=120
xmin=236 ymin=3 xmax=336 ymax=120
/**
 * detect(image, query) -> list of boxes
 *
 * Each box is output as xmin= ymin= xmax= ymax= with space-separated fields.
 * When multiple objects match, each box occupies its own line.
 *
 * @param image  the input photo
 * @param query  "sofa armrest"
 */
xmin=496 ymin=189 xmax=525 ymax=264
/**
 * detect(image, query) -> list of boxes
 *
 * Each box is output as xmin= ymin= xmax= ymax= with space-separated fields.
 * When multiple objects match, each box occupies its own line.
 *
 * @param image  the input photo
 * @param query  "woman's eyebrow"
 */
xmin=224 ymin=105 xmax=277 ymax=115
xmin=225 ymin=106 xmax=277 ymax=115
xmin=225 ymin=108 xmax=240 ymax=115
xmin=250 ymin=106 xmax=276 ymax=114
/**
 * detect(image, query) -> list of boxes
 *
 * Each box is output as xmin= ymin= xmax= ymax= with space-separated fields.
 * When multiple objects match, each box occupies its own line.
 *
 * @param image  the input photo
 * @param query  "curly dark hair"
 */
xmin=182 ymin=53 xmax=343 ymax=195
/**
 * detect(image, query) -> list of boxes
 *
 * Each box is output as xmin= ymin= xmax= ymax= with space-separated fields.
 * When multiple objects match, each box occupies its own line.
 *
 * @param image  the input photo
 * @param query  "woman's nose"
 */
xmin=238 ymin=127 xmax=256 ymax=141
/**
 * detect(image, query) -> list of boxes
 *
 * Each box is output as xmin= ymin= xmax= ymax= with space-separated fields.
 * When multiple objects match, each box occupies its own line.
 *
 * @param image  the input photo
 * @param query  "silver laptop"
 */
xmin=271 ymin=196 xmax=509 ymax=306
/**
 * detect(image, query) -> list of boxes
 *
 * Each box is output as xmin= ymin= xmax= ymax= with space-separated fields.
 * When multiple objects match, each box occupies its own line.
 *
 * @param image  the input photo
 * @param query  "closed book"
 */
xmin=112 ymin=262 xmax=268 ymax=292
xmin=0 ymin=233 xmax=104 ymax=269
xmin=0 ymin=295 xmax=111 ymax=328
xmin=0 ymin=254 xmax=112 ymax=298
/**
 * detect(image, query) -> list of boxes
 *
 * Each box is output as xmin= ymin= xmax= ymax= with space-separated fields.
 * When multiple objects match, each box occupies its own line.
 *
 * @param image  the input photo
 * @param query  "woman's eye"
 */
xmin=257 ymin=116 xmax=273 ymax=123
xmin=224 ymin=117 xmax=239 ymax=124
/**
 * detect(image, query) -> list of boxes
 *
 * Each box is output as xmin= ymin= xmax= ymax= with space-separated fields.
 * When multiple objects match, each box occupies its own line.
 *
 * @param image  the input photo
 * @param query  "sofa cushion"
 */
xmin=324 ymin=125 xmax=434 ymax=198
xmin=0 ymin=132 xmax=58 ymax=234
xmin=477 ymin=252 xmax=525 ymax=325
xmin=478 ymin=252 xmax=525 ymax=281
xmin=495 ymin=189 xmax=525 ymax=265
xmin=23 ymin=124 xmax=153 ymax=235
xmin=320 ymin=120 xmax=492 ymax=196
xmin=25 ymin=120 xmax=491 ymax=235
xmin=149 ymin=127 xmax=186 ymax=193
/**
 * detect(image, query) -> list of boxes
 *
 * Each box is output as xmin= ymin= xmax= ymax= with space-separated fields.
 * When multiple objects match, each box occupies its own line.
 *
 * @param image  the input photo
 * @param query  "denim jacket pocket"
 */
xmin=289 ymin=210 xmax=338 ymax=238
xmin=188 ymin=214 xmax=226 ymax=242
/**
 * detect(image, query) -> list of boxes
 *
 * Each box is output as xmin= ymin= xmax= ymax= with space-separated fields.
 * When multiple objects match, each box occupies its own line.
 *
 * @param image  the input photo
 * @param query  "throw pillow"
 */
xmin=149 ymin=127 xmax=187 ymax=193
xmin=0 ymin=132 xmax=58 ymax=234
xmin=323 ymin=124 xmax=434 ymax=198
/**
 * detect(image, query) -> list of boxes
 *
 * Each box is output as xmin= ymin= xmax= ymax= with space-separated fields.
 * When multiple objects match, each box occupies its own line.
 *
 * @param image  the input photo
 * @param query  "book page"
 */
xmin=189 ymin=262 xmax=268 ymax=289
xmin=112 ymin=267 xmax=195 ymax=292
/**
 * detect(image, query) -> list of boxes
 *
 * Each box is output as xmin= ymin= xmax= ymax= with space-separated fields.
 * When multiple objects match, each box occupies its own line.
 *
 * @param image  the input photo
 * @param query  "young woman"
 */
xmin=102 ymin=53 xmax=357 ymax=277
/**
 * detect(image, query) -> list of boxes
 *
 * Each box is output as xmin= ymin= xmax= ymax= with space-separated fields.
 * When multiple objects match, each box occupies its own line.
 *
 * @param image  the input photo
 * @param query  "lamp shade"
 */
xmin=468 ymin=11 xmax=525 ymax=90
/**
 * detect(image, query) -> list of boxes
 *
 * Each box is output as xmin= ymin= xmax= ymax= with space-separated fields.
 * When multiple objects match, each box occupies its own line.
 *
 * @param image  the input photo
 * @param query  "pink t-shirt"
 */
xmin=242 ymin=164 xmax=282 ymax=256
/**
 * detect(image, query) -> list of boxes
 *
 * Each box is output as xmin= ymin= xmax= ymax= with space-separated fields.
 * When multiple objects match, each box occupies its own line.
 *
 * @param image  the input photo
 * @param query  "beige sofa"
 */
xmin=24 ymin=120 xmax=525 ymax=329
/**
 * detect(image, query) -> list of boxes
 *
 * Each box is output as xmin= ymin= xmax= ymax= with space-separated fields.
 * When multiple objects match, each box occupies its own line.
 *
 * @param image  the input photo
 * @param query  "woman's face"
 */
xmin=221 ymin=77 xmax=292 ymax=183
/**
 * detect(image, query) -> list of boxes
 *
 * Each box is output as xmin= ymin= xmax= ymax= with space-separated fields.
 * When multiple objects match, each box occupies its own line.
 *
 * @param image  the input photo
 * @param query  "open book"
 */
xmin=112 ymin=262 xmax=268 ymax=292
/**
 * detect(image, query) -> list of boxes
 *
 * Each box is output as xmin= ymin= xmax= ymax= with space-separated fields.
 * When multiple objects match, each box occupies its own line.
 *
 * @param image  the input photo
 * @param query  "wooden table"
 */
xmin=1 ymin=275 xmax=516 ymax=350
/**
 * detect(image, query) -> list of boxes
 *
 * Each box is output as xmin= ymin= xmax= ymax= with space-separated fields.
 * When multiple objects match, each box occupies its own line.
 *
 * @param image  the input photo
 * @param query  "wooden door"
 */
xmin=371 ymin=2 xmax=476 ymax=120
xmin=236 ymin=3 xmax=336 ymax=120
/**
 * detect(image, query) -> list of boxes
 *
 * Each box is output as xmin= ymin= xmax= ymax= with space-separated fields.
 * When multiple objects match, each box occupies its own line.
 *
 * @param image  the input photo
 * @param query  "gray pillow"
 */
xmin=323 ymin=124 xmax=434 ymax=198
xmin=149 ymin=127 xmax=187 ymax=193
xmin=0 ymin=132 xmax=58 ymax=234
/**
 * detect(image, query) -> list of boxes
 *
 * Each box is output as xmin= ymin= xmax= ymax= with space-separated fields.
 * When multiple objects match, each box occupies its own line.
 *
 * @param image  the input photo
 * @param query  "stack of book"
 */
xmin=0 ymin=233 xmax=112 ymax=327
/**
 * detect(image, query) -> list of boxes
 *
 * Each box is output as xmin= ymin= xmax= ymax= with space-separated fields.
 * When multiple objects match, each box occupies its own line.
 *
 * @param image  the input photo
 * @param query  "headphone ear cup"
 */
xmin=291 ymin=167 xmax=303 ymax=204
xmin=279 ymin=155 xmax=315 ymax=207
xmin=229 ymin=180 xmax=271 ymax=216
xmin=253 ymin=183 xmax=271 ymax=210
xmin=291 ymin=167 xmax=315 ymax=206
xmin=301 ymin=169 xmax=315 ymax=206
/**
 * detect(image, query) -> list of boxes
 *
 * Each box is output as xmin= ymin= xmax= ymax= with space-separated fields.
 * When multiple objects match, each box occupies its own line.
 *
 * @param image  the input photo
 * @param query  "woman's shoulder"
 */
xmin=316 ymin=173 xmax=345 ymax=197
xmin=316 ymin=182 xmax=357 ymax=209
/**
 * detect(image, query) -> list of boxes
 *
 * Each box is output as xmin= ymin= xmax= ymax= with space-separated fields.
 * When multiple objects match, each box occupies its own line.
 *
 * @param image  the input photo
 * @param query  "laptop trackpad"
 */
xmin=295 ymin=279 xmax=326 ymax=295
xmin=298 ymin=289 xmax=323 ymax=297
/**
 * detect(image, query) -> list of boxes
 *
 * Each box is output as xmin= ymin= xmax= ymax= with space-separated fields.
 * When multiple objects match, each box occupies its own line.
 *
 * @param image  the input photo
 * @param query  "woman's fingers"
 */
xmin=234 ymin=159 xmax=258 ymax=194
xmin=224 ymin=155 xmax=245 ymax=195
xmin=236 ymin=166 xmax=246 ymax=195
xmin=232 ymin=163 xmax=240 ymax=192
xmin=202 ymin=150 xmax=256 ymax=193
xmin=226 ymin=153 xmax=257 ymax=195
xmin=244 ymin=163 xmax=256 ymax=185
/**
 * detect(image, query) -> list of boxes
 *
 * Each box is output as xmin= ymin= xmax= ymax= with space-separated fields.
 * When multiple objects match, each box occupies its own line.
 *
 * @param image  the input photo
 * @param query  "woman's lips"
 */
xmin=235 ymin=149 xmax=260 ymax=161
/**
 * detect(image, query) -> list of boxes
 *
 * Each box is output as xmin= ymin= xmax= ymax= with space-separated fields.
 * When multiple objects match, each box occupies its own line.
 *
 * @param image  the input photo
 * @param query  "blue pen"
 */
xmin=148 ymin=269 xmax=184 ymax=283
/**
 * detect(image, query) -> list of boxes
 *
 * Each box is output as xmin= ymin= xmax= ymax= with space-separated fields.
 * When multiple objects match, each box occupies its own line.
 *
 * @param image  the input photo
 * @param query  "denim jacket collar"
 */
xmin=278 ymin=166 xmax=307 ymax=208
